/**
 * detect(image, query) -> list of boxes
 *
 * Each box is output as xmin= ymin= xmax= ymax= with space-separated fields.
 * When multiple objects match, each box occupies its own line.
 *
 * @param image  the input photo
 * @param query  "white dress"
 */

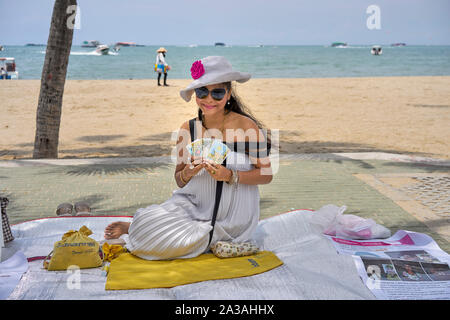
xmin=124 ymin=150 xmax=260 ymax=260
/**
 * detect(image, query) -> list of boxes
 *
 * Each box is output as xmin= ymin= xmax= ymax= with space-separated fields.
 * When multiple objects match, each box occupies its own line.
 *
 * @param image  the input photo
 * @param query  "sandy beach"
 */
xmin=0 ymin=76 xmax=449 ymax=160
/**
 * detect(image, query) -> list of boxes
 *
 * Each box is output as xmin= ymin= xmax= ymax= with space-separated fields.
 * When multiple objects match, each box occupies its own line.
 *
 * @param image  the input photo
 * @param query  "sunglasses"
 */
xmin=194 ymin=87 xmax=227 ymax=101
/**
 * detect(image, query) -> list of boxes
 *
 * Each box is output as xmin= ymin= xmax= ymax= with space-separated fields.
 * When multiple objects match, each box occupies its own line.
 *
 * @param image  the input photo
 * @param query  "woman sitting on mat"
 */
xmin=104 ymin=56 xmax=273 ymax=260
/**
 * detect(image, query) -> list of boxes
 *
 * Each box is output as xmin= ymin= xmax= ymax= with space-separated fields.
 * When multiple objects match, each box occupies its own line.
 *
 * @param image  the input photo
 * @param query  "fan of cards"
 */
xmin=186 ymin=138 xmax=231 ymax=164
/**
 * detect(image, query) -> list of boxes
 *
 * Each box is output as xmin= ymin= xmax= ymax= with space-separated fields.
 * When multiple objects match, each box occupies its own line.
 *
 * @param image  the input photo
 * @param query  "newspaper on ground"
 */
xmin=325 ymin=230 xmax=450 ymax=300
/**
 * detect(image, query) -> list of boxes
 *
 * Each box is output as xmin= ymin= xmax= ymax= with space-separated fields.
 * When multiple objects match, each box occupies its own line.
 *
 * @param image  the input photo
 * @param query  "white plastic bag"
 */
xmin=310 ymin=204 xmax=391 ymax=240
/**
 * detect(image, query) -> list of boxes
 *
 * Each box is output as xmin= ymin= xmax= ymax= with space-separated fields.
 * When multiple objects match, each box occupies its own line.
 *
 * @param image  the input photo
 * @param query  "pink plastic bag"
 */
xmin=311 ymin=205 xmax=391 ymax=240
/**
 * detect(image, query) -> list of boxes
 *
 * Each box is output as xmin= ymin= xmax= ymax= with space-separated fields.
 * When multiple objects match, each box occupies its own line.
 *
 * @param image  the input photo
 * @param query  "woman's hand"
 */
xmin=183 ymin=156 xmax=205 ymax=180
xmin=204 ymin=161 xmax=232 ymax=182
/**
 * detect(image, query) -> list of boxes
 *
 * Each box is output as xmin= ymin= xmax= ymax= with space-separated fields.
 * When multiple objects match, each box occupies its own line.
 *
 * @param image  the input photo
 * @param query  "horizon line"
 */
xmin=3 ymin=43 xmax=450 ymax=46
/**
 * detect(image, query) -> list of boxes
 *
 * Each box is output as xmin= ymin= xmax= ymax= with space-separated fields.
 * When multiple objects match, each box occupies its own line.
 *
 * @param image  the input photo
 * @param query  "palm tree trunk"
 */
xmin=33 ymin=0 xmax=77 ymax=159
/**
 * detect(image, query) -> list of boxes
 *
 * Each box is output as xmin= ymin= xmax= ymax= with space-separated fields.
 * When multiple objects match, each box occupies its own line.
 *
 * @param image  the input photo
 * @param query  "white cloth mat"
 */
xmin=0 ymin=252 xmax=28 ymax=299
xmin=3 ymin=211 xmax=375 ymax=300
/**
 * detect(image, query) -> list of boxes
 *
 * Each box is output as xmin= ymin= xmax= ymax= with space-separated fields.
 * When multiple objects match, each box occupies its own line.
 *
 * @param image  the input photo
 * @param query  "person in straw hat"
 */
xmin=155 ymin=47 xmax=170 ymax=86
xmin=104 ymin=56 xmax=272 ymax=261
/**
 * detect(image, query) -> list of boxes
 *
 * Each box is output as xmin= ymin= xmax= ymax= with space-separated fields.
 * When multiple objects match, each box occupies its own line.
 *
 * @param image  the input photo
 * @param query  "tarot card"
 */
xmin=186 ymin=138 xmax=212 ymax=158
xmin=205 ymin=139 xmax=230 ymax=164
xmin=201 ymin=138 xmax=214 ymax=158
xmin=186 ymin=143 xmax=193 ymax=156
xmin=187 ymin=138 xmax=204 ymax=158
xmin=186 ymin=138 xmax=230 ymax=164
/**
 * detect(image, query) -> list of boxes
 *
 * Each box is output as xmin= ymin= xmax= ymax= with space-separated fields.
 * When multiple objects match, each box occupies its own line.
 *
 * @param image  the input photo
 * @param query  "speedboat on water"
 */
xmin=371 ymin=45 xmax=382 ymax=55
xmin=95 ymin=45 xmax=110 ymax=55
xmin=112 ymin=44 xmax=121 ymax=52
xmin=0 ymin=57 xmax=19 ymax=79
xmin=331 ymin=42 xmax=348 ymax=48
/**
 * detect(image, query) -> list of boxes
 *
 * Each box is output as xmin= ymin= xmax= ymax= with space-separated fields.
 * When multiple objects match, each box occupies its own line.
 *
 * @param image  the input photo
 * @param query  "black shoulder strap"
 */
xmin=209 ymin=158 xmax=225 ymax=247
xmin=188 ymin=117 xmax=197 ymax=142
xmin=188 ymin=117 xmax=224 ymax=248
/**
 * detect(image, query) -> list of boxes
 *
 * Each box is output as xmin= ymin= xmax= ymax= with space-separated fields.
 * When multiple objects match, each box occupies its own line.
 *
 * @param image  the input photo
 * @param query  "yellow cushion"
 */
xmin=105 ymin=251 xmax=283 ymax=290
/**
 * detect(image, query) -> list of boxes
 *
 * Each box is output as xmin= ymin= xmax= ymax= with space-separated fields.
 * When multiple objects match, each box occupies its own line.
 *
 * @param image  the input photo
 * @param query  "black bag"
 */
xmin=1 ymin=197 xmax=14 ymax=243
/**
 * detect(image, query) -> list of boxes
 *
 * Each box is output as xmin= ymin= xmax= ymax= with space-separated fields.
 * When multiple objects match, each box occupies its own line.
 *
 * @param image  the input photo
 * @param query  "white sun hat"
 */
xmin=180 ymin=56 xmax=251 ymax=102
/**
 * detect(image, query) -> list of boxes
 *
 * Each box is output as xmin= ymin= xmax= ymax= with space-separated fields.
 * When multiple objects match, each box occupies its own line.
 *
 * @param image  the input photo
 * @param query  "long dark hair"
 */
xmin=198 ymin=82 xmax=271 ymax=145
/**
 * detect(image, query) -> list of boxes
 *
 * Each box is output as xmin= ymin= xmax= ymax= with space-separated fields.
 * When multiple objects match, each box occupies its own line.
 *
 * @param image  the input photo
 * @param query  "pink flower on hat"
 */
xmin=190 ymin=60 xmax=205 ymax=80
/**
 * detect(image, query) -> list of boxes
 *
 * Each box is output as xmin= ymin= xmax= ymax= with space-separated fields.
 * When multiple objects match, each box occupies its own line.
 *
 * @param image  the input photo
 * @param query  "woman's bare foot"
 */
xmin=104 ymin=221 xmax=131 ymax=239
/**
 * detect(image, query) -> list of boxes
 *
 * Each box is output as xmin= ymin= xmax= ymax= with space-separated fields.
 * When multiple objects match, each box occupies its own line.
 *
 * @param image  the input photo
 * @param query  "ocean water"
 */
xmin=1 ymin=45 xmax=450 ymax=80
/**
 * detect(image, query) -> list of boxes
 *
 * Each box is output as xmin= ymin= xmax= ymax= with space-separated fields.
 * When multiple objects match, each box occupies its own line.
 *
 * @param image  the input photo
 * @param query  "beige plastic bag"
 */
xmin=211 ymin=241 xmax=259 ymax=258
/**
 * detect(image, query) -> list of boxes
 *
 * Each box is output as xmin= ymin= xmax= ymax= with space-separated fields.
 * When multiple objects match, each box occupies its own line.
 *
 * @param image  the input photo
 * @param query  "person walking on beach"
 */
xmin=155 ymin=47 xmax=170 ymax=86
xmin=104 ymin=56 xmax=273 ymax=260
xmin=0 ymin=67 xmax=6 ymax=80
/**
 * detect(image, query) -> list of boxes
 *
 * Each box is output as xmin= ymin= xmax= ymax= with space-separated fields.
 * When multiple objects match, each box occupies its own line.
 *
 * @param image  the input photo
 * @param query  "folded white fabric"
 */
xmin=310 ymin=204 xmax=391 ymax=240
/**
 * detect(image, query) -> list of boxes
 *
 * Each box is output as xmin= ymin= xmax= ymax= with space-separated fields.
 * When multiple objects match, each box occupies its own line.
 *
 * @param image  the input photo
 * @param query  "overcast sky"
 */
xmin=1 ymin=0 xmax=449 ymax=45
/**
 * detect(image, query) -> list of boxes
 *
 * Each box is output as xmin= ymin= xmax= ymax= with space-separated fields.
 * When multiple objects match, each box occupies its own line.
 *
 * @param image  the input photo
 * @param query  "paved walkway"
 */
xmin=1 ymin=152 xmax=449 ymax=252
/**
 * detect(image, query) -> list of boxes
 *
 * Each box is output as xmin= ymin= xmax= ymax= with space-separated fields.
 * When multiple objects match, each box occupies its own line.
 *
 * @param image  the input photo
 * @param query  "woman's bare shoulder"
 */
xmin=180 ymin=116 xmax=202 ymax=129
xmin=229 ymin=112 xmax=258 ymax=130
xmin=180 ymin=120 xmax=190 ymax=130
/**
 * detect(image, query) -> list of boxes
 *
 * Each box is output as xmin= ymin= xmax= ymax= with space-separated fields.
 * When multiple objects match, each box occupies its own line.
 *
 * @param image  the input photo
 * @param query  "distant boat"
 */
xmin=25 ymin=43 xmax=45 ymax=47
xmin=391 ymin=43 xmax=406 ymax=47
xmin=188 ymin=44 xmax=198 ymax=48
xmin=113 ymin=42 xmax=144 ymax=48
xmin=82 ymin=40 xmax=100 ymax=48
xmin=0 ymin=57 xmax=19 ymax=79
xmin=331 ymin=42 xmax=348 ymax=48
xmin=0 ymin=45 xmax=3 ymax=51
xmin=112 ymin=44 xmax=121 ymax=52
xmin=215 ymin=42 xmax=226 ymax=47
xmin=115 ymin=42 xmax=136 ymax=47
xmin=95 ymin=45 xmax=110 ymax=55
xmin=371 ymin=45 xmax=382 ymax=55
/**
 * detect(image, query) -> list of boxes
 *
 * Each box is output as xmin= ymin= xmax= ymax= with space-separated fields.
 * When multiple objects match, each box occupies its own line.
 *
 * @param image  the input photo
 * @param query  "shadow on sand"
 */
xmin=1 ymin=131 xmax=446 ymax=161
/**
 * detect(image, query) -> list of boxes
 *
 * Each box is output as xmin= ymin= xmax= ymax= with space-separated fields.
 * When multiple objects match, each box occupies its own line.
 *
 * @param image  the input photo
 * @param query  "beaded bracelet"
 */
xmin=179 ymin=169 xmax=188 ymax=185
